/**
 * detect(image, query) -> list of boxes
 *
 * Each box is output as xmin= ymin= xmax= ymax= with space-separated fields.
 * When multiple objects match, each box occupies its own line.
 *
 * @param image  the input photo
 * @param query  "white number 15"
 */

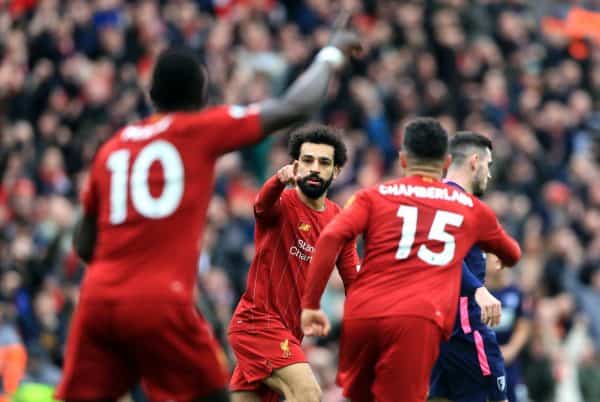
xmin=395 ymin=206 xmax=464 ymax=266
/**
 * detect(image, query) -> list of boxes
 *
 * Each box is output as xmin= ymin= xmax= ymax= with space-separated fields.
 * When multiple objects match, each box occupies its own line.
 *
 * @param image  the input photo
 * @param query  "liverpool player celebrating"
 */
xmin=301 ymin=118 xmax=522 ymax=402
xmin=429 ymin=132 xmax=512 ymax=402
xmin=57 ymin=14 xmax=361 ymax=402
xmin=229 ymin=125 xmax=359 ymax=402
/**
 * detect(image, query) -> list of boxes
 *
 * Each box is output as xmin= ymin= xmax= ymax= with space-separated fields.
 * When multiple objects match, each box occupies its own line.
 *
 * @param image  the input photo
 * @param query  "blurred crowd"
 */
xmin=2 ymin=0 xmax=600 ymax=401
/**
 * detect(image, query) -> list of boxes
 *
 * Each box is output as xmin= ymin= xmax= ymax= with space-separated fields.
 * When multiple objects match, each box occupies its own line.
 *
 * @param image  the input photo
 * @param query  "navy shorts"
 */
xmin=504 ymin=363 xmax=522 ymax=402
xmin=429 ymin=326 xmax=507 ymax=402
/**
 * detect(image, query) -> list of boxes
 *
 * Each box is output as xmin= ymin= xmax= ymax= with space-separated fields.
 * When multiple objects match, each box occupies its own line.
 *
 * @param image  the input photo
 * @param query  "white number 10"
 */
xmin=395 ymin=206 xmax=464 ymax=266
xmin=107 ymin=140 xmax=184 ymax=225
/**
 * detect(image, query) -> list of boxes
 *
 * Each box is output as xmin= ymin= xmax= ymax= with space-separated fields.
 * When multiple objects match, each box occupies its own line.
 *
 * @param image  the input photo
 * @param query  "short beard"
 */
xmin=472 ymin=177 xmax=486 ymax=198
xmin=297 ymin=174 xmax=334 ymax=199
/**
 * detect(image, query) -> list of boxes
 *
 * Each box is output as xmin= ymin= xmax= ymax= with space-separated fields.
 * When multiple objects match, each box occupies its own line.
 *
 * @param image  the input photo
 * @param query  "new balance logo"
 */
xmin=298 ymin=222 xmax=311 ymax=232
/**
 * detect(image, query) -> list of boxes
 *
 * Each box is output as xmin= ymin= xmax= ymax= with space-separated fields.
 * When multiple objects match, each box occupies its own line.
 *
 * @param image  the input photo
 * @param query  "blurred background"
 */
xmin=1 ymin=0 xmax=600 ymax=401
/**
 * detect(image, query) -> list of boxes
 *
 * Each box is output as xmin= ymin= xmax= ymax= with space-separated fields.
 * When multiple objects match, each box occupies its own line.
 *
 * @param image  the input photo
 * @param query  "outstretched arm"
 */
xmin=476 ymin=203 xmax=521 ymax=267
xmin=254 ymin=165 xmax=299 ymax=224
xmin=203 ymin=12 xmax=362 ymax=156
xmin=259 ymin=13 xmax=361 ymax=133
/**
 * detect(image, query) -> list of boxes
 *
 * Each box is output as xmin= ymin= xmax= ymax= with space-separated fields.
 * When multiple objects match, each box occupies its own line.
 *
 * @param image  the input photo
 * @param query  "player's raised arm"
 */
xmin=259 ymin=11 xmax=361 ymax=133
xmin=475 ymin=202 xmax=522 ymax=267
xmin=147 ymin=12 xmax=360 ymax=157
xmin=254 ymin=165 xmax=298 ymax=224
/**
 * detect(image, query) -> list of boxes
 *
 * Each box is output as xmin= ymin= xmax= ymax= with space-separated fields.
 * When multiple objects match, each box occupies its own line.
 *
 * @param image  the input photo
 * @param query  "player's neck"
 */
xmin=404 ymin=167 xmax=443 ymax=181
xmin=444 ymin=169 xmax=473 ymax=193
xmin=296 ymin=188 xmax=326 ymax=211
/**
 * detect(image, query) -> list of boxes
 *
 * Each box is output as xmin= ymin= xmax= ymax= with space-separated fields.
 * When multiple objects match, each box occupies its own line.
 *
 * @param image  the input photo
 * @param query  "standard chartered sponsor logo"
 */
xmin=289 ymin=239 xmax=315 ymax=262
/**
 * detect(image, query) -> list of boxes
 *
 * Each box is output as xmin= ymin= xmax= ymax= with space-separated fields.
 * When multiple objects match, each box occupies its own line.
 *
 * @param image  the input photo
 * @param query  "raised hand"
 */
xmin=329 ymin=10 xmax=363 ymax=60
xmin=277 ymin=164 xmax=300 ymax=185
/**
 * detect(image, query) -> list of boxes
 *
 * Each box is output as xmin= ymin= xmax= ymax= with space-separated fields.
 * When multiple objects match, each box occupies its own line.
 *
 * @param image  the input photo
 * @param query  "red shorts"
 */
xmin=337 ymin=315 xmax=443 ymax=402
xmin=228 ymin=326 xmax=307 ymax=402
xmin=56 ymin=300 xmax=228 ymax=402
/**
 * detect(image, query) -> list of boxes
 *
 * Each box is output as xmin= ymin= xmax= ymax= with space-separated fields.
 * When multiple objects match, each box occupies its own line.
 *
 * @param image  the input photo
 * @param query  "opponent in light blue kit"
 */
xmin=429 ymin=132 xmax=513 ymax=402
xmin=487 ymin=259 xmax=533 ymax=402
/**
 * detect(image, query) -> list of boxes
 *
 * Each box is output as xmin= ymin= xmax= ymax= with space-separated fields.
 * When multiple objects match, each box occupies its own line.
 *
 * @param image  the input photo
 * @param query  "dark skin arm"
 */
xmin=73 ymin=213 xmax=97 ymax=264
xmin=259 ymin=12 xmax=361 ymax=133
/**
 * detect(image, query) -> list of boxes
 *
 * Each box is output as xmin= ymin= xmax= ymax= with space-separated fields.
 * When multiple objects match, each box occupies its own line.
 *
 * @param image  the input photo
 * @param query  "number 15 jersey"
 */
xmin=80 ymin=106 xmax=262 ymax=303
xmin=303 ymin=175 xmax=521 ymax=338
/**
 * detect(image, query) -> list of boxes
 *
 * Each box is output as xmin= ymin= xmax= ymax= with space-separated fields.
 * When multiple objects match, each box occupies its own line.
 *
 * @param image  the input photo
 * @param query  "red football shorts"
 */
xmin=56 ymin=300 xmax=228 ymax=401
xmin=337 ymin=315 xmax=443 ymax=402
xmin=228 ymin=326 xmax=308 ymax=402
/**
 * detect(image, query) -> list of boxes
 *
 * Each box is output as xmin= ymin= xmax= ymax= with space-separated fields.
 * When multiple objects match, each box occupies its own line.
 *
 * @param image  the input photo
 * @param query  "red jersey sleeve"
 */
xmin=254 ymin=175 xmax=286 ymax=224
xmin=302 ymin=191 xmax=370 ymax=309
xmin=81 ymin=165 xmax=100 ymax=216
xmin=475 ymin=201 xmax=522 ymax=267
xmin=186 ymin=105 xmax=263 ymax=156
xmin=336 ymin=239 xmax=359 ymax=291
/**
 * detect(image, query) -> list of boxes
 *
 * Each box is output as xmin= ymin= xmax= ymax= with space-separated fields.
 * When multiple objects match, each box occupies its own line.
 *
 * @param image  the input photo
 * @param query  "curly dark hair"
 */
xmin=288 ymin=124 xmax=348 ymax=167
xmin=402 ymin=117 xmax=448 ymax=161
xmin=150 ymin=48 xmax=208 ymax=112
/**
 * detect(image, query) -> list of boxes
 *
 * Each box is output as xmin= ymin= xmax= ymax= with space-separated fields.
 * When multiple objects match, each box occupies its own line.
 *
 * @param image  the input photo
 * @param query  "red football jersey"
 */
xmin=230 ymin=176 xmax=359 ymax=341
xmin=303 ymin=175 xmax=521 ymax=338
xmin=81 ymin=105 xmax=262 ymax=303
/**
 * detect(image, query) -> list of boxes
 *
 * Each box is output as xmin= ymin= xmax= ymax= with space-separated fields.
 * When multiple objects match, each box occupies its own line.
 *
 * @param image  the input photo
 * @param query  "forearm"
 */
xmin=337 ymin=241 xmax=359 ymax=290
xmin=482 ymin=235 xmax=521 ymax=267
xmin=302 ymin=230 xmax=347 ymax=309
xmin=254 ymin=175 xmax=286 ymax=216
xmin=260 ymin=60 xmax=335 ymax=133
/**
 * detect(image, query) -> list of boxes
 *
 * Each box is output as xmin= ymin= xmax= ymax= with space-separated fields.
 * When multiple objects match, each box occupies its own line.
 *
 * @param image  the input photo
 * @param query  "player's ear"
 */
xmin=443 ymin=154 xmax=452 ymax=171
xmin=469 ymin=153 xmax=479 ymax=171
xmin=293 ymin=161 xmax=299 ymax=175
xmin=333 ymin=165 xmax=341 ymax=179
xmin=399 ymin=151 xmax=408 ymax=169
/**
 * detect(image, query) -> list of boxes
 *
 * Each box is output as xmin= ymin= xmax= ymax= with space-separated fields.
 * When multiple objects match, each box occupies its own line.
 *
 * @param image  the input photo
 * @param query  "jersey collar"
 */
xmin=443 ymin=179 xmax=466 ymax=193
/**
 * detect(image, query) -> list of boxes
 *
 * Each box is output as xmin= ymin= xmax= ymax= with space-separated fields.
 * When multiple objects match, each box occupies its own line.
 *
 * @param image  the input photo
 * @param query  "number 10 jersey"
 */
xmin=80 ymin=106 xmax=262 ymax=303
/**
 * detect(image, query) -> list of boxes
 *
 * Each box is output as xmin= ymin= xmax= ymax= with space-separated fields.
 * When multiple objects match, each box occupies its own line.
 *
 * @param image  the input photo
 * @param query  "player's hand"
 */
xmin=329 ymin=11 xmax=362 ymax=59
xmin=277 ymin=165 xmax=300 ymax=185
xmin=474 ymin=287 xmax=502 ymax=327
xmin=301 ymin=308 xmax=331 ymax=337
